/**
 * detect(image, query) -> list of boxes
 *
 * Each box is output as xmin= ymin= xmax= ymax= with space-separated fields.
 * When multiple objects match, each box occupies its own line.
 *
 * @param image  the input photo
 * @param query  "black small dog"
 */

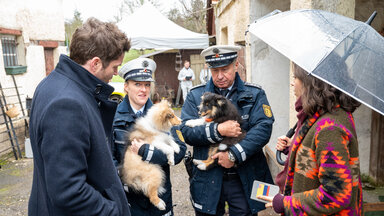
xmin=185 ymin=92 xmax=246 ymax=170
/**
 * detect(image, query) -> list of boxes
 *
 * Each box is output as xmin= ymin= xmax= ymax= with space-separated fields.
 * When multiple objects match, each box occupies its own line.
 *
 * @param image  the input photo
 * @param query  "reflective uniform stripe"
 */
xmin=114 ymin=140 xmax=125 ymax=144
xmin=234 ymin=143 xmax=246 ymax=161
xmin=191 ymin=199 xmax=203 ymax=210
xmin=162 ymin=210 xmax=172 ymax=216
xmin=145 ymin=145 xmax=155 ymax=162
xmin=213 ymin=123 xmax=222 ymax=141
xmin=205 ymin=123 xmax=215 ymax=143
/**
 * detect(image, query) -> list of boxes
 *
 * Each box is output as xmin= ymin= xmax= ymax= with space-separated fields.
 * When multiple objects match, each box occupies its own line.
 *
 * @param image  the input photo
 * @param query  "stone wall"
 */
xmin=355 ymin=0 xmax=384 ymax=31
xmin=215 ymin=0 xmax=250 ymax=44
xmin=0 ymin=0 xmax=66 ymax=158
xmin=291 ymin=0 xmax=355 ymax=18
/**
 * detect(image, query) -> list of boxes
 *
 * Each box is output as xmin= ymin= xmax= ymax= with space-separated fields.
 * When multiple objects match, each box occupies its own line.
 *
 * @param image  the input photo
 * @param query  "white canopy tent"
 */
xmin=117 ymin=3 xmax=209 ymax=49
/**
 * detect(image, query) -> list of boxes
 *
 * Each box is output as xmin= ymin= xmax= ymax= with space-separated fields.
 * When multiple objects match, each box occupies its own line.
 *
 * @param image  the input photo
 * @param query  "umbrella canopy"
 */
xmin=248 ymin=9 xmax=384 ymax=116
xmin=117 ymin=3 xmax=209 ymax=49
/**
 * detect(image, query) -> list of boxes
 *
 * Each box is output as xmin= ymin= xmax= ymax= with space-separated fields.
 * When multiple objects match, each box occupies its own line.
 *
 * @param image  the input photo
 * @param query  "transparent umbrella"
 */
xmin=247 ymin=9 xmax=384 ymax=116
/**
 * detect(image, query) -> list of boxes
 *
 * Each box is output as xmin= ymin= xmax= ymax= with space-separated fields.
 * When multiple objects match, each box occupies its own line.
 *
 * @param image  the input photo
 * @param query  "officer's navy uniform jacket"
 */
xmin=181 ymin=73 xmax=275 ymax=215
xmin=113 ymin=96 xmax=187 ymax=216
xmin=28 ymin=54 xmax=131 ymax=216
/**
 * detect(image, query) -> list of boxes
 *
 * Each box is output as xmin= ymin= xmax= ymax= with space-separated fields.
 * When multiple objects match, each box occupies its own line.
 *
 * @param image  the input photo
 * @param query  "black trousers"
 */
xmin=195 ymin=175 xmax=257 ymax=216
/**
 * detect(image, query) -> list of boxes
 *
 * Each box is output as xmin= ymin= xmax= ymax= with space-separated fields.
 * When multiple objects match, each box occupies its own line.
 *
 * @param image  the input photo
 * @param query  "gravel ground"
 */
xmin=0 ymin=158 xmax=32 ymax=216
xmin=170 ymin=146 xmax=195 ymax=216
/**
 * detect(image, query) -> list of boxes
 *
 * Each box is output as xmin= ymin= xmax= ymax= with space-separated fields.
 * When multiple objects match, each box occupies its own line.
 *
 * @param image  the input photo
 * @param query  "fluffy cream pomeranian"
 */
xmin=120 ymin=100 xmax=181 ymax=210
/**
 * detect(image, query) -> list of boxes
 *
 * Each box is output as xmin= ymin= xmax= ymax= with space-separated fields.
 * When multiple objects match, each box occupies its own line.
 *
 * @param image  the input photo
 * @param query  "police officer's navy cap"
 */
xmin=201 ymin=45 xmax=241 ymax=68
xmin=118 ymin=57 xmax=156 ymax=82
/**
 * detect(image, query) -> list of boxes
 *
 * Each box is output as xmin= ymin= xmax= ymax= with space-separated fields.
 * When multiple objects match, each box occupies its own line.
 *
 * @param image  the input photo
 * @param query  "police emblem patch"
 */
xmin=142 ymin=60 xmax=149 ymax=67
xmin=262 ymin=104 xmax=272 ymax=118
xmin=176 ymin=129 xmax=185 ymax=143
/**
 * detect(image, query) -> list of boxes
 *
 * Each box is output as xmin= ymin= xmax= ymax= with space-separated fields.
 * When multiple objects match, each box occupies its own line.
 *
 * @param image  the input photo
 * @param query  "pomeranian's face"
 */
xmin=154 ymin=100 xmax=181 ymax=129
xmin=198 ymin=92 xmax=226 ymax=118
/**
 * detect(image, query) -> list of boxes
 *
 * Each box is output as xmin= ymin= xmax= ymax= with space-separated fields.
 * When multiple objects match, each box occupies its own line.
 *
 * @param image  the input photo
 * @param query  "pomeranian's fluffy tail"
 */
xmin=121 ymin=149 xmax=166 ymax=210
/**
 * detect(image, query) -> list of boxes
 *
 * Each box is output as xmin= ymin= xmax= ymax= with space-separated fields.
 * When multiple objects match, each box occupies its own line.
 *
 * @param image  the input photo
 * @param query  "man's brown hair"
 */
xmin=293 ymin=63 xmax=361 ymax=115
xmin=70 ymin=18 xmax=131 ymax=68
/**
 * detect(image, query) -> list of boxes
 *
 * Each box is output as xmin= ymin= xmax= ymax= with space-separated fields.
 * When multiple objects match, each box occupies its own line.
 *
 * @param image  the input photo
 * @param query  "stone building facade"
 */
xmin=0 ymin=0 xmax=66 ymax=158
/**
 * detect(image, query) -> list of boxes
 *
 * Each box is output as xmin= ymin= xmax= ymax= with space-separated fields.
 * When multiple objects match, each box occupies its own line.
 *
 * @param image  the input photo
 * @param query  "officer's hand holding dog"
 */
xmin=130 ymin=138 xmax=145 ymax=154
xmin=212 ymin=152 xmax=235 ymax=168
xmin=217 ymin=120 xmax=241 ymax=137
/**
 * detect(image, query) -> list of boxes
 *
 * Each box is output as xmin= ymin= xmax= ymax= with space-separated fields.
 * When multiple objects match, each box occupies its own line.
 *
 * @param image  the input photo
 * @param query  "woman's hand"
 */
xmin=257 ymin=195 xmax=274 ymax=208
xmin=130 ymin=138 xmax=145 ymax=154
xmin=276 ymin=136 xmax=291 ymax=151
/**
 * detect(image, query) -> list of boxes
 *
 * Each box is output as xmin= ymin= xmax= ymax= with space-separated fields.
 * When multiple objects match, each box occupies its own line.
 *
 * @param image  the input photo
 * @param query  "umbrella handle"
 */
xmin=276 ymin=122 xmax=297 ymax=166
xmin=365 ymin=11 xmax=377 ymax=25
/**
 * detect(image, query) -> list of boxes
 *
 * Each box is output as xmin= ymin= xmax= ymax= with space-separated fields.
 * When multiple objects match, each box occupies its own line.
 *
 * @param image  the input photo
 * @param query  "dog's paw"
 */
xmin=155 ymin=199 xmax=166 ymax=210
xmin=185 ymin=119 xmax=205 ymax=127
xmin=218 ymin=143 xmax=228 ymax=151
xmin=192 ymin=159 xmax=202 ymax=165
xmin=197 ymin=164 xmax=207 ymax=170
xmin=193 ymin=159 xmax=207 ymax=170
xmin=168 ymin=156 xmax=175 ymax=165
xmin=173 ymin=143 xmax=180 ymax=154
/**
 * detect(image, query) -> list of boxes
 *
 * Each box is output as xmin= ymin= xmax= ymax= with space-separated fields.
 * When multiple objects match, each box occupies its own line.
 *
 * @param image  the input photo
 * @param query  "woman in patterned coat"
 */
xmin=258 ymin=63 xmax=363 ymax=215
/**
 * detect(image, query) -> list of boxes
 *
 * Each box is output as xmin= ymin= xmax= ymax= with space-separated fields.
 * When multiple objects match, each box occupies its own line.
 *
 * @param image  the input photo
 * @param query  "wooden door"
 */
xmin=190 ymin=54 xmax=206 ymax=86
xmin=44 ymin=48 xmax=54 ymax=76
xmin=370 ymin=110 xmax=384 ymax=184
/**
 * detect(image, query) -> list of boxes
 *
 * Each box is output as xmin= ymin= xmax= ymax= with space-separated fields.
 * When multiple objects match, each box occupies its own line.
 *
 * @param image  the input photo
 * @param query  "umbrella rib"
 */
xmin=357 ymin=84 xmax=384 ymax=104
xmin=310 ymin=26 xmax=360 ymax=74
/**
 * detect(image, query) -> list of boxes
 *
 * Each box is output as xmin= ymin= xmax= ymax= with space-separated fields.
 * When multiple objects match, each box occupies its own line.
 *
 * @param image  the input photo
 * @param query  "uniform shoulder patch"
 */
xmin=245 ymin=82 xmax=262 ymax=89
xmin=176 ymin=129 xmax=185 ymax=143
xmin=190 ymin=84 xmax=206 ymax=91
xmin=262 ymin=104 xmax=273 ymax=118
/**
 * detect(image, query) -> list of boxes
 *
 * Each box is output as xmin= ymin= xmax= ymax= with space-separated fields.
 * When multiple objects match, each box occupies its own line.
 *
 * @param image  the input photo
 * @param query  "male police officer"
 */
xmin=181 ymin=45 xmax=274 ymax=216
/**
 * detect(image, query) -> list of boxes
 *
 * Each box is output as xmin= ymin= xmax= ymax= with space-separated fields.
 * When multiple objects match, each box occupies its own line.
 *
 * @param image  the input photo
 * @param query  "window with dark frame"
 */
xmin=1 ymin=35 xmax=18 ymax=67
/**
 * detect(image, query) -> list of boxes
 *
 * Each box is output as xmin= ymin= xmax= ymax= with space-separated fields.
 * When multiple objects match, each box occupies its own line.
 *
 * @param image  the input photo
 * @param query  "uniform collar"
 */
xmin=55 ymin=54 xmax=114 ymax=101
xmin=117 ymin=95 xmax=152 ymax=115
xmin=130 ymin=104 xmax=145 ymax=114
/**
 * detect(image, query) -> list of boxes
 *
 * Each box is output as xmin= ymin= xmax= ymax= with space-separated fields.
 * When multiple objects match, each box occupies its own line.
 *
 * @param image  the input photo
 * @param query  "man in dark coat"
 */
xmin=28 ymin=18 xmax=131 ymax=216
xmin=181 ymin=45 xmax=275 ymax=216
xmin=112 ymin=58 xmax=187 ymax=216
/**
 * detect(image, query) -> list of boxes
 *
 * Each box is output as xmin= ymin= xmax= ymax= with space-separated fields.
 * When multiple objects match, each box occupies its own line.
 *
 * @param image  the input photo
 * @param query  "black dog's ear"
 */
xmin=217 ymin=98 xmax=226 ymax=107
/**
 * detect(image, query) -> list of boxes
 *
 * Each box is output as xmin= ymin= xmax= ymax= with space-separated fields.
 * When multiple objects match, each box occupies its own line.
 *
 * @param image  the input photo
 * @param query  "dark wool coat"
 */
xmin=282 ymin=108 xmax=362 ymax=215
xmin=28 ymin=54 xmax=131 ymax=216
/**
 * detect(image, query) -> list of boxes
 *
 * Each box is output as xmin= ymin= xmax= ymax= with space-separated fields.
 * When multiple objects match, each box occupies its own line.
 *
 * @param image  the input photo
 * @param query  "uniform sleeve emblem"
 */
xmin=262 ymin=104 xmax=272 ymax=118
xmin=176 ymin=129 xmax=185 ymax=143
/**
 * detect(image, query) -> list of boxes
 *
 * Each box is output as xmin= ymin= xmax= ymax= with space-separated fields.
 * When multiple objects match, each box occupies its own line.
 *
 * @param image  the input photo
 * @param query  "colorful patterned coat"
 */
xmin=282 ymin=107 xmax=363 ymax=215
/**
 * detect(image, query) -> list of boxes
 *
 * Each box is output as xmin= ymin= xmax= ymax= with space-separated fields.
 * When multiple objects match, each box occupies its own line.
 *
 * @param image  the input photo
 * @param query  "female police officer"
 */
xmin=112 ymin=57 xmax=186 ymax=216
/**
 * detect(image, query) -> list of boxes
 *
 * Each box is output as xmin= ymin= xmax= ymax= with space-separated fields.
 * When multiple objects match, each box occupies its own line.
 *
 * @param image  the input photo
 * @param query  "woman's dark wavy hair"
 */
xmin=293 ymin=63 xmax=361 ymax=115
